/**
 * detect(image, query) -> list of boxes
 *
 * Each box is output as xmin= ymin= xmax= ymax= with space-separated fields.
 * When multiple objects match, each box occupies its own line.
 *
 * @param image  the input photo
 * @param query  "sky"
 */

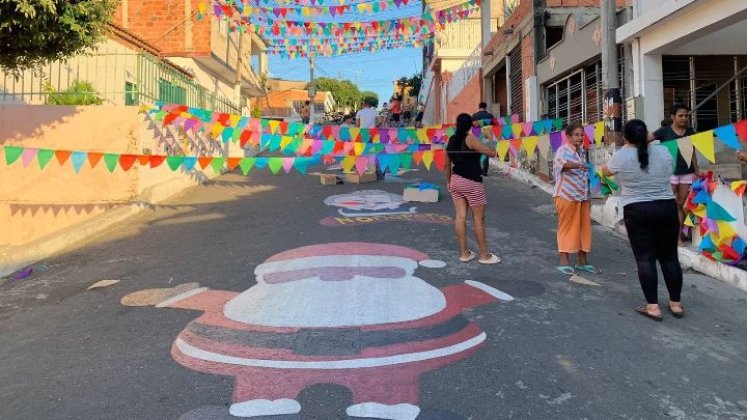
xmin=267 ymin=48 xmax=422 ymax=106
xmin=260 ymin=0 xmax=427 ymax=107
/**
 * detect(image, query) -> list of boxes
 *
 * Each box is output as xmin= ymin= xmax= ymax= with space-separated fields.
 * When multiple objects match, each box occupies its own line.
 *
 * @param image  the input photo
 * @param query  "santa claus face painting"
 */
xmin=122 ymin=242 xmax=514 ymax=420
xmin=320 ymin=190 xmax=452 ymax=226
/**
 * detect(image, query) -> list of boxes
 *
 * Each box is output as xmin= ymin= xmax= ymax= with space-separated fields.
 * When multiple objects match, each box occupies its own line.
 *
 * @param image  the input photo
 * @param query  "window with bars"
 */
xmin=545 ymin=62 xmax=602 ymax=125
xmin=509 ymin=47 xmax=523 ymax=116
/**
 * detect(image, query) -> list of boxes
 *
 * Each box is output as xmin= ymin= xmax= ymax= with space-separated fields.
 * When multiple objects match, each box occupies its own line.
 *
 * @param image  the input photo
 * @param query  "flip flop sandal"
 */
xmin=668 ymin=305 xmax=685 ymax=318
xmin=574 ymin=264 xmax=601 ymax=274
xmin=635 ymin=306 xmax=663 ymax=322
xmin=478 ymin=253 xmax=502 ymax=264
xmin=556 ymin=265 xmax=575 ymax=276
xmin=459 ymin=250 xmax=477 ymax=263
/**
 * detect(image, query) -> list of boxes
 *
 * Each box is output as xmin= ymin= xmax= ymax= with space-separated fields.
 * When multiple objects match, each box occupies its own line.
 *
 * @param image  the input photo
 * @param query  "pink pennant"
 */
xmin=583 ymin=124 xmax=594 ymax=143
xmin=511 ymin=114 xmax=520 ymax=123
xmin=522 ymin=122 xmax=533 ymax=136
xmin=21 ymin=148 xmax=38 ymax=167
xmin=355 ymin=156 xmax=369 ymax=175
xmin=282 ymin=157 xmax=295 ymax=173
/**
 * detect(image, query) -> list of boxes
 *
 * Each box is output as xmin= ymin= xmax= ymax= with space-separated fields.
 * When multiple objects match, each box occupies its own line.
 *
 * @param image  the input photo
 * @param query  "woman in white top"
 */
xmin=601 ymin=119 xmax=685 ymax=321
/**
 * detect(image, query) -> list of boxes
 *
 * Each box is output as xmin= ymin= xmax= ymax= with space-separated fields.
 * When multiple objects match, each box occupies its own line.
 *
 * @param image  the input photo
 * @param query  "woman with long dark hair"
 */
xmin=602 ymin=119 xmax=685 ymax=321
xmin=444 ymin=113 xmax=500 ymax=264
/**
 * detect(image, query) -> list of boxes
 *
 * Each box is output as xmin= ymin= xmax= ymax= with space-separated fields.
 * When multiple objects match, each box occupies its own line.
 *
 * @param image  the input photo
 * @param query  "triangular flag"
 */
xmin=166 ymin=156 xmax=185 ymax=171
xmin=239 ymin=157 xmax=255 ymax=175
xmin=677 ymin=137 xmax=694 ymax=168
xmin=227 ymin=157 xmax=242 ymax=170
xmin=400 ymin=152 xmax=413 ymax=170
xmin=198 ymin=157 xmax=212 ymax=170
xmin=88 ymin=152 xmax=104 ymax=169
xmin=537 ymin=135 xmax=551 ymax=159
xmin=183 ymin=156 xmax=197 ymax=171
xmin=522 ymin=136 xmax=539 ymax=159
xmin=511 ymin=123 xmax=523 ymax=139
xmin=735 ymin=120 xmax=747 ymax=142
xmin=37 ymin=149 xmax=55 ymax=170
xmin=103 ymin=153 xmax=119 ymax=173
xmin=690 ymin=130 xmax=715 ymax=163
xmin=149 ymin=155 xmax=166 ymax=168
xmin=594 ymin=122 xmax=604 ymax=145
xmin=21 ymin=147 xmax=37 ymax=168
xmin=497 ymin=141 xmax=509 ymax=161
xmin=268 ymin=157 xmax=283 ymax=174
xmin=714 ymin=124 xmax=740 ymax=150
xmin=211 ymin=157 xmax=225 ymax=174
xmin=706 ymin=201 xmax=736 ymax=221
xmin=71 ymin=151 xmax=87 ymax=173
xmin=660 ymin=140 xmax=679 ymax=170
xmin=55 ymin=150 xmax=72 ymax=166
xmin=281 ymin=157 xmax=295 ymax=174
xmin=119 ymin=154 xmax=137 ymax=171
xmin=421 ymin=150 xmax=434 ymax=170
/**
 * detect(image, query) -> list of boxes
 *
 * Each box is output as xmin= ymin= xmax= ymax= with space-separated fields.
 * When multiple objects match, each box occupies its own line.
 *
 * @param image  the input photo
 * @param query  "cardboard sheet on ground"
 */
xmin=569 ymin=274 xmax=601 ymax=286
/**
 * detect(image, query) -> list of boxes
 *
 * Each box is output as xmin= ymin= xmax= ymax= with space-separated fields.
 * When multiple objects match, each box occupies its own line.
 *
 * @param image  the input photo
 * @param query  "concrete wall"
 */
xmin=0 ymin=105 xmax=226 ymax=250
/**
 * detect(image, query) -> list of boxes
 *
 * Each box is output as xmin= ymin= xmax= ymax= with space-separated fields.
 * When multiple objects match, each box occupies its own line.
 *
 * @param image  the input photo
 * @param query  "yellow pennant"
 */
xmin=594 ymin=122 xmax=604 ymax=145
xmin=229 ymin=115 xmax=241 ymax=127
xmin=422 ymin=150 xmax=434 ymax=170
xmin=280 ymin=136 xmax=293 ymax=150
xmin=211 ymin=123 xmax=224 ymax=139
xmin=690 ymin=130 xmax=716 ymax=163
xmin=349 ymin=127 xmax=360 ymax=140
xmin=342 ymin=156 xmax=356 ymax=172
xmin=268 ymin=120 xmax=280 ymax=134
xmin=537 ymin=134 xmax=551 ymax=159
xmin=416 ymin=129 xmax=428 ymax=142
xmin=497 ymin=140 xmax=510 ymax=161
xmin=522 ymin=136 xmax=539 ymax=160
xmin=511 ymin=123 xmax=523 ymax=139
xmin=354 ymin=142 xmax=365 ymax=156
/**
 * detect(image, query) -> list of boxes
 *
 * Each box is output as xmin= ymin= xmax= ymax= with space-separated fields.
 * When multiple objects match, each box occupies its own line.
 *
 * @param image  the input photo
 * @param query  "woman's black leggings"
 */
xmin=623 ymin=199 xmax=683 ymax=304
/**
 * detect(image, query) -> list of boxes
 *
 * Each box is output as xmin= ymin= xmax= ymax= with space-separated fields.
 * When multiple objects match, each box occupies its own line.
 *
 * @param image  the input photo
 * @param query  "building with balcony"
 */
xmin=114 ymin=0 xmax=268 ymax=114
xmin=420 ymin=0 xmax=504 ymax=124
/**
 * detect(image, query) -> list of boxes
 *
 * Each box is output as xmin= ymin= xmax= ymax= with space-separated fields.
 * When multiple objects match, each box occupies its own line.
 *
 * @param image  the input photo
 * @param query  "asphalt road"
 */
xmin=1 ymin=166 xmax=746 ymax=420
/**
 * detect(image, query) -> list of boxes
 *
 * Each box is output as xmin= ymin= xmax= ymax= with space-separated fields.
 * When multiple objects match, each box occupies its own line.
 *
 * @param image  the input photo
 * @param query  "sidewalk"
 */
xmin=493 ymin=160 xmax=747 ymax=293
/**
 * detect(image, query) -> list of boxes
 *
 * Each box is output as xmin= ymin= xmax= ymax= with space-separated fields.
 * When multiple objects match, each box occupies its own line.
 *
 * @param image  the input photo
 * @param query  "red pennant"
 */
xmin=217 ymin=113 xmax=230 ymax=126
xmin=55 ymin=150 xmax=72 ymax=165
xmin=88 ymin=152 xmax=104 ymax=168
xmin=119 ymin=154 xmax=137 ymax=171
xmin=433 ymin=150 xmax=446 ymax=171
xmin=735 ymin=120 xmax=747 ymax=142
xmin=491 ymin=125 xmax=502 ymax=139
xmin=279 ymin=122 xmax=288 ymax=134
xmin=226 ymin=157 xmax=241 ymax=170
xmin=163 ymin=113 xmax=178 ymax=126
xmin=198 ymin=157 xmax=212 ymax=169
xmin=240 ymin=130 xmax=252 ymax=147
xmin=149 ymin=155 xmax=166 ymax=168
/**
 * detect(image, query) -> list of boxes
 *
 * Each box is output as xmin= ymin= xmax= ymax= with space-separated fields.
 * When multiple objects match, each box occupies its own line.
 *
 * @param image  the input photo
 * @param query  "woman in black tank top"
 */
xmin=444 ymin=113 xmax=501 ymax=265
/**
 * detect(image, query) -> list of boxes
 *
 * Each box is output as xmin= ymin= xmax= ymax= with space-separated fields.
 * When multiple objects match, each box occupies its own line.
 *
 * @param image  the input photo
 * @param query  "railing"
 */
xmin=447 ymin=44 xmax=482 ymax=101
xmin=0 ymin=49 xmax=241 ymax=114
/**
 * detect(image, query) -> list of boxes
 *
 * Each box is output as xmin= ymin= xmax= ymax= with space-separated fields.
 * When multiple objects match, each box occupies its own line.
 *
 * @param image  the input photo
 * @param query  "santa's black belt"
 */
xmin=186 ymin=315 xmax=470 ymax=356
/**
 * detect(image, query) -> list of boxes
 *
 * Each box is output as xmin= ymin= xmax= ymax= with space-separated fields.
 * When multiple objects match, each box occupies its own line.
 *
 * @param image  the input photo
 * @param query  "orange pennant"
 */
xmin=149 ymin=155 xmax=166 ymax=168
xmin=88 ymin=152 xmax=104 ymax=168
xmin=136 ymin=154 xmax=150 ymax=165
xmin=55 ymin=150 xmax=72 ymax=165
xmin=226 ymin=157 xmax=241 ymax=170
xmin=198 ymin=157 xmax=212 ymax=169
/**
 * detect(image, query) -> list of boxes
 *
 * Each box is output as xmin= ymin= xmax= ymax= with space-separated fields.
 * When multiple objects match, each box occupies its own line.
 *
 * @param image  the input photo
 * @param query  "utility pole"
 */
xmin=601 ymin=0 xmax=622 ymax=147
xmin=309 ymin=52 xmax=316 ymax=124
xmin=479 ymin=0 xmax=492 ymax=104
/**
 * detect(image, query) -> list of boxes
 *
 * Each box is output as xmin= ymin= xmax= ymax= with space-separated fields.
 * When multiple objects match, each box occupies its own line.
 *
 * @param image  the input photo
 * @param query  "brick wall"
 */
xmin=114 ymin=0 xmax=211 ymax=56
xmin=446 ymin=73 xmax=481 ymax=123
xmin=521 ymin=34 xmax=534 ymax=78
xmin=546 ymin=0 xmax=629 ymax=6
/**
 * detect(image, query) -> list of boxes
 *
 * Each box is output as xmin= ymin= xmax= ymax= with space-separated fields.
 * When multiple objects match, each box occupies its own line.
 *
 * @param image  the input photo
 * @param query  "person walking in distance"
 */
xmin=602 ymin=120 xmax=685 ymax=321
xmin=300 ymin=100 xmax=311 ymax=124
xmin=390 ymin=96 xmax=402 ymax=127
xmin=651 ymin=103 xmax=697 ymax=245
xmin=552 ymin=122 xmax=597 ymax=276
xmin=445 ymin=113 xmax=501 ymax=265
xmin=472 ymin=102 xmax=495 ymax=176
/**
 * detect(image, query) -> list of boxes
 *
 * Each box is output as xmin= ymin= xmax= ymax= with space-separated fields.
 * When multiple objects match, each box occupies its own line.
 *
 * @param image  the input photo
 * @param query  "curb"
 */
xmin=0 ymin=173 xmax=207 ymax=279
xmin=492 ymin=160 xmax=747 ymax=293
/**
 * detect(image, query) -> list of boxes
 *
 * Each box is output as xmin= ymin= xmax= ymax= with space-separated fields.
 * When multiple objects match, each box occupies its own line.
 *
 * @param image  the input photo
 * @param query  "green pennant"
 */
xmin=103 ymin=153 xmax=119 ymax=173
xmin=37 ymin=149 xmax=55 ymax=170
xmin=400 ymin=152 xmax=413 ymax=170
xmin=387 ymin=153 xmax=401 ymax=174
xmin=3 ymin=145 xmax=23 ymax=165
xmin=166 ymin=156 xmax=185 ymax=171
xmin=293 ymin=157 xmax=311 ymax=174
xmin=660 ymin=140 xmax=679 ymax=170
xmin=553 ymin=118 xmax=564 ymax=132
xmin=211 ymin=157 xmax=225 ymax=174
xmin=239 ymin=157 xmax=255 ymax=175
xmin=268 ymin=157 xmax=283 ymax=174
xmin=287 ymin=139 xmax=301 ymax=154
xmin=232 ymin=128 xmax=242 ymax=143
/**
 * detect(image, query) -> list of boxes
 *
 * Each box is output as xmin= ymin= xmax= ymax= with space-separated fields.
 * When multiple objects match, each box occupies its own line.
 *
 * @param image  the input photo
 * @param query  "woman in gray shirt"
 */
xmin=601 ymin=119 xmax=684 ymax=321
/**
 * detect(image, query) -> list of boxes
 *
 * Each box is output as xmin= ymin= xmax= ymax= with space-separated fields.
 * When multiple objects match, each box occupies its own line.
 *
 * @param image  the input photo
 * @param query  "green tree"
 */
xmin=360 ymin=91 xmax=378 ymax=107
xmin=0 ymin=0 xmax=117 ymax=75
xmin=45 ymin=80 xmax=103 ymax=105
xmin=308 ymin=77 xmax=362 ymax=110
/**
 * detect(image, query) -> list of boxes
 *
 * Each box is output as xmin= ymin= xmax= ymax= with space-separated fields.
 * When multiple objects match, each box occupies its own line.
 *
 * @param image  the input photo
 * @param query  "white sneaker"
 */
xmin=228 ymin=399 xmax=301 ymax=417
xmin=346 ymin=402 xmax=420 ymax=420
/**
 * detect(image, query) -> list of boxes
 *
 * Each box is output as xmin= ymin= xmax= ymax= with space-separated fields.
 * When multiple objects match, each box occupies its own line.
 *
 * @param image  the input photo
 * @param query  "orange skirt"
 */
xmin=554 ymin=197 xmax=592 ymax=254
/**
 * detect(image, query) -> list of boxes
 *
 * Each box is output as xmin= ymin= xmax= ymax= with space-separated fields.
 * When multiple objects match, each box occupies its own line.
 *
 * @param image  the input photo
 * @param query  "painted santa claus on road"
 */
xmin=122 ymin=242 xmax=514 ymax=420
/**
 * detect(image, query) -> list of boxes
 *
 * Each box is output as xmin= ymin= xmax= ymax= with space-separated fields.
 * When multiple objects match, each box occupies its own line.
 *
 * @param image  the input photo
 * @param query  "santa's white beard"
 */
xmin=223 ymin=276 xmax=447 ymax=328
